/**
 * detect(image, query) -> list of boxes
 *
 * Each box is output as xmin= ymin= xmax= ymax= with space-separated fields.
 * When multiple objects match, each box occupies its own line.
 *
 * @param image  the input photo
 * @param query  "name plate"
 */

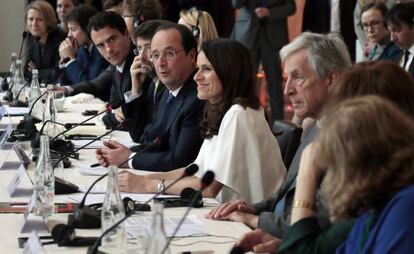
xmin=7 ymin=164 xmax=30 ymax=197
xmin=22 ymin=231 xmax=46 ymax=254
xmin=0 ymin=124 xmax=13 ymax=150
xmin=13 ymin=142 xmax=31 ymax=167
xmin=20 ymin=193 xmax=48 ymax=234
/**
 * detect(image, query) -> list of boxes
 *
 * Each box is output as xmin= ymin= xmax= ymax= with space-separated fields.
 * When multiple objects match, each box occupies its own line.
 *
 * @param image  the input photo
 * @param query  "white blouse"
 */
xmin=194 ymin=104 xmax=286 ymax=204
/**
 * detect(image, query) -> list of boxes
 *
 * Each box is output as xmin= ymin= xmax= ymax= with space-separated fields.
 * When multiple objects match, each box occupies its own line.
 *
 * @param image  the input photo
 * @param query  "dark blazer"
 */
xmin=376 ymin=41 xmax=401 ymax=62
xmin=24 ymin=29 xmax=66 ymax=84
xmin=128 ymin=73 xmax=205 ymax=172
xmin=253 ymin=123 xmax=330 ymax=238
xmin=101 ymin=48 xmax=135 ymax=130
xmin=70 ymin=65 xmax=112 ymax=101
xmin=59 ymin=45 xmax=109 ymax=85
xmin=122 ymin=79 xmax=166 ymax=143
xmin=397 ymin=50 xmax=414 ymax=76
xmin=231 ymin=0 xmax=296 ymax=50
xmin=302 ymin=0 xmax=357 ymax=61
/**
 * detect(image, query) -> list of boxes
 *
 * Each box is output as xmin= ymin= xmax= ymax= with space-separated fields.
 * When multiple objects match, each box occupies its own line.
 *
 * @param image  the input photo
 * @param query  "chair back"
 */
xmin=273 ymin=120 xmax=303 ymax=170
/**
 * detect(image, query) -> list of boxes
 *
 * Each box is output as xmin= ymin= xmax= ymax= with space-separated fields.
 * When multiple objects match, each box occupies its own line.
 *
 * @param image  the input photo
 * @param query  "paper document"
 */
xmin=4 ymin=106 xmax=29 ymax=116
xmin=71 ymin=139 xmax=138 ymax=149
xmin=125 ymin=214 xmax=205 ymax=238
xmin=74 ymin=162 xmax=108 ymax=176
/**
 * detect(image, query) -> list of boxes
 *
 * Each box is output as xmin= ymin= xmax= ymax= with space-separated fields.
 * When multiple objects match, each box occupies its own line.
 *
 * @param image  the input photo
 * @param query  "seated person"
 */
xmin=56 ymin=0 xmax=77 ymax=32
xmin=360 ymin=3 xmax=401 ymax=61
xmin=58 ymin=5 xmax=109 ymax=86
xmin=24 ymin=0 xmax=66 ymax=84
xmin=236 ymin=61 xmax=414 ymax=254
xmin=96 ymin=23 xmax=205 ymax=172
xmin=104 ymin=39 xmax=286 ymax=204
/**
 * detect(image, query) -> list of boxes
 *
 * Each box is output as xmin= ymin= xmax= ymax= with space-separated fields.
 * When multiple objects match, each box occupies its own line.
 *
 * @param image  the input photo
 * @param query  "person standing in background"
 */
xmin=231 ymin=0 xmax=296 ymax=122
xmin=56 ymin=0 xmax=78 ymax=32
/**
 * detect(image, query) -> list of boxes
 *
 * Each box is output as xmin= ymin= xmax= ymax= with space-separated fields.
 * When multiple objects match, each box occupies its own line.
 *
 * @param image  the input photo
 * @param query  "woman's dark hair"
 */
xmin=64 ymin=5 xmax=97 ymax=35
xmin=200 ymin=39 xmax=260 ymax=139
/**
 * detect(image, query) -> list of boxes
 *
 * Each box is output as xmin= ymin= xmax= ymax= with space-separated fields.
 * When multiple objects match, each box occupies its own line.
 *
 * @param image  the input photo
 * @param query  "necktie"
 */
xmin=115 ymin=70 xmax=122 ymax=85
xmin=403 ymin=50 xmax=410 ymax=69
xmin=159 ymin=92 xmax=175 ymax=130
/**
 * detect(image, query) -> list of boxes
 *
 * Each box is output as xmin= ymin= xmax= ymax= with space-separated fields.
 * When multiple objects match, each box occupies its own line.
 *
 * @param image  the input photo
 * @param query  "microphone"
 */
xmin=67 ymin=155 xmax=136 ymax=229
xmin=51 ymin=99 xmax=123 ymax=143
xmin=11 ymin=82 xmax=30 ymax=107
xmin=50 ymin=124 xmax=125 ymax=195
xmin=161 ymin=171 xmax=215 ymax=254
xmin=47 ymin=220 xmax=98 ymax=247
xmin=18 ymin=31 xmax=29 ymax=60
xmin=19 ymin=35 xmax=40 ymax=60
xmin=87 ymin=164 xmax=199 ymax=254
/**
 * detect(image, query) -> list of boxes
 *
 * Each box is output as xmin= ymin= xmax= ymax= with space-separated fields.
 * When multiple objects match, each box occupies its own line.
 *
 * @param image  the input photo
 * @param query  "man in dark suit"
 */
xmin=386 ymin=2 xmax=414 ymax=76
xmin=58 ymin=5 xmax=109 ymax=86
xmin=96 ymin=23 xmax=204 ymax=172
xmin=207 ymin=32 xmax=352 ymax=240
xmin=231 ymin=0 xmax=296 ymax=121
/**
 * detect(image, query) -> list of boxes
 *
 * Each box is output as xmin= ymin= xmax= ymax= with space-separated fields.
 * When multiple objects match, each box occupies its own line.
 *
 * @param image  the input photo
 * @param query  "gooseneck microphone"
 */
xmin=67 ymin=155 xmax=136 ymax=229
xmin=87 ymin=164 xmax=199 ymax=254
xmin=161 ymin=171 xmax=215 ymax=254
xmin=18 ymin=31 xmax=28 ymax=60
xmin=51 ymin=99 xmax=123 ymax=143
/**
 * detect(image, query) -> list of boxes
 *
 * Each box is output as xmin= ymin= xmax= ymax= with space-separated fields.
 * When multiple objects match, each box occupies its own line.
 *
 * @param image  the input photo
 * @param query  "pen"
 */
xmin=90 ymin=163 xmax=100 ymax=168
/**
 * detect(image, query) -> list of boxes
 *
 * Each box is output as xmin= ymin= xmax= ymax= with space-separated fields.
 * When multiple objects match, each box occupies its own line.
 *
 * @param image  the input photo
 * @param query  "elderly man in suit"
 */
xmin=208 ymin=33 xmax=352 ymax=243
xmin=95 ymin=23 xmax=205 ymax=172
xmin=231 ymin=0 xmax=296 ymax=122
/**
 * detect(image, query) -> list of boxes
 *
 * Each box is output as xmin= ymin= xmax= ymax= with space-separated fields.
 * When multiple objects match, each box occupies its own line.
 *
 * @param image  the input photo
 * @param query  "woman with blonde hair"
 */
xmin=24 ymin=0 xmax=66 ymax=83
xmin=178 ymin=9 xmax=218 ymax=51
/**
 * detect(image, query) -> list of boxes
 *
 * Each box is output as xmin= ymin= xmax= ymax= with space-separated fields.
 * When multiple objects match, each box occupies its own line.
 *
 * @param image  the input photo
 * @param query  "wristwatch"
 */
xmin=158 ymin=179 xmax=165 ymax=193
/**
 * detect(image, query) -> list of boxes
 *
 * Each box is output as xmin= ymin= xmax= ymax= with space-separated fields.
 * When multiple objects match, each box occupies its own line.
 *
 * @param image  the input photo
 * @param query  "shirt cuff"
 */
xmin=63 ymin=86 xmax=74 ymax=96
xmin=124 ymin=90 xmax=142 ymax=103
xmin=64 ymin=59 xmax=76 ymax=68
xmin=128 ymin=152 xmax=136 ymax=169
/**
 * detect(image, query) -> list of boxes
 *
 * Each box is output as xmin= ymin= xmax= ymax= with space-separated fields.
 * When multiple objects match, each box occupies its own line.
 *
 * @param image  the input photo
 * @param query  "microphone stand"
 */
xmin=161 ymin=171 xmax=215 ymax=254
xmin=87 ymin=164 xmax=199 ymax=254
xmin=51 ymin=100 xmax=121 ymax=143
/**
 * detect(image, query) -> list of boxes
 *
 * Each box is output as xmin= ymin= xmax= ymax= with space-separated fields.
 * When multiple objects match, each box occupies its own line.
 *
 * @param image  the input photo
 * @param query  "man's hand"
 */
xmin=118 ymin=169 xmax=146 ymax=192
xmin=237 ymin=229 xmax=282 ymax=253
xmin=130 ymin=55 xmax=153 ymax=96
xmin=95 ymin=140 xmax=131 ymax=167
xmin=114 ymin=107 xmax=125 ymax=123
xmin=255 ymin=7 xmax=270 ymax=18
xmin=59 ymin=38 xmax=78 ymax=61
xmin=208 ymin=199 xmax=256 ymax=219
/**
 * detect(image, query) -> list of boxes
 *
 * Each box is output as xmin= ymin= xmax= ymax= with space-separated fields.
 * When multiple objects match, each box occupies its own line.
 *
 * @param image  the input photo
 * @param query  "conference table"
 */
xmin=0 ymin=94 xmax=251 ymax=253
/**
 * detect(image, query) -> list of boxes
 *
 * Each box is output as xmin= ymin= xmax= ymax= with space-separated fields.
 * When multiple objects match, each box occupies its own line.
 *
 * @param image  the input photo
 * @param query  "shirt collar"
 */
xmin=169 ymin=85 xmax=183 ymax=97
xmin=116 ymin=61 xmax=126 ymax=74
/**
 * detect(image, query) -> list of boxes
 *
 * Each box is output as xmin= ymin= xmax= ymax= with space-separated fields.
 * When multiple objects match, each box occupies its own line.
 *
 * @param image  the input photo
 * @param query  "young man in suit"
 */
xmin=58 ymin=5 xmax=109 ymax=86
xmin=96 ymin=23 xmax=205 ymax=172
xmin=231 ymin=0 xmax=296 ymax=122
xmin=208 ymin=32 xmax=352 ymax=239
xmin=386 ymin=2 xmax=414 ymax=75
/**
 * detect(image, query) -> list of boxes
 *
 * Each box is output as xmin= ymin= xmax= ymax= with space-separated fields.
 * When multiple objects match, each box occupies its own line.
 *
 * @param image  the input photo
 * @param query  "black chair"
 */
xmin=272 ymin=120 xmax=303 ymax=170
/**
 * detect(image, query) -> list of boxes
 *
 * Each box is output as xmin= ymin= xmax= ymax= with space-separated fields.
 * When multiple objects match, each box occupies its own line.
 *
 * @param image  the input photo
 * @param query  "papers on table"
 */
xmin=74 ymin=162 xmax=108 ymax=176
xmin=71 ymin=139 xmax=138 ymax=149
xmin=3 ymin=105 xmax=29 ymax=116
xmin=125 ymin=214 xmax=205 ymax=238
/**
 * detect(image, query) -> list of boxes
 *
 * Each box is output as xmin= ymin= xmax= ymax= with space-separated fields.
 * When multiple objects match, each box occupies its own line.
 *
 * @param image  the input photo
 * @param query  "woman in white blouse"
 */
xmin=117 ymin=39 xmax=286 ymax=204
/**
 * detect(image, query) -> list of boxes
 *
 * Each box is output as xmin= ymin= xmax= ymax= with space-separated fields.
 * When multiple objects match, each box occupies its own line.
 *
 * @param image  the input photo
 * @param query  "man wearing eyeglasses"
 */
xmin=96 ymin=23 xmax=205 ymax=172
xmin=360 ymin=3 xmax=401 ymax=61
xmin=386 ymin=2 xmax=414 ymax=75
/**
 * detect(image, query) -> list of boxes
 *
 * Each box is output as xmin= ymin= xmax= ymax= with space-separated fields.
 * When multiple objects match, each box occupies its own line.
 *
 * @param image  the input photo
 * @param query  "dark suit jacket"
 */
xmin=24 ymin=29 xmax=66 ymax=84
xmin=59 ymin=45 xmax=109 ymax=85
xmin=397 ymin=50 xmax=414 ymax=76
xmin=253 ymin=123 xmax=329 ymax=238
xmin=101 ymin=48 xmax=135 ymax=130
xmin=302 ymin=0 xmax=357 ymax=61
xmin=122 ymin=79 xmax=166 ymax=143
xmin=372 ymin=40 xmax=401 ymax=62
xmin=231 ymin=0 xmax=296 ymax=50
xmin=70 ymin=65 xmax=112 ymax=101
xmin=128 ymin=73 xmax=205 ymax=172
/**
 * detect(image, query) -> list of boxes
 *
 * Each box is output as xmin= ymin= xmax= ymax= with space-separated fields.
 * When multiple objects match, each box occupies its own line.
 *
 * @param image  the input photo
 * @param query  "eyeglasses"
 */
xmin=361 ymin=20 xmax=382 ymax=30
xmin=149 ymin=49 xmax=185 ymax=62
xmin=133 ymin=46 xmax=151 ymax=56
